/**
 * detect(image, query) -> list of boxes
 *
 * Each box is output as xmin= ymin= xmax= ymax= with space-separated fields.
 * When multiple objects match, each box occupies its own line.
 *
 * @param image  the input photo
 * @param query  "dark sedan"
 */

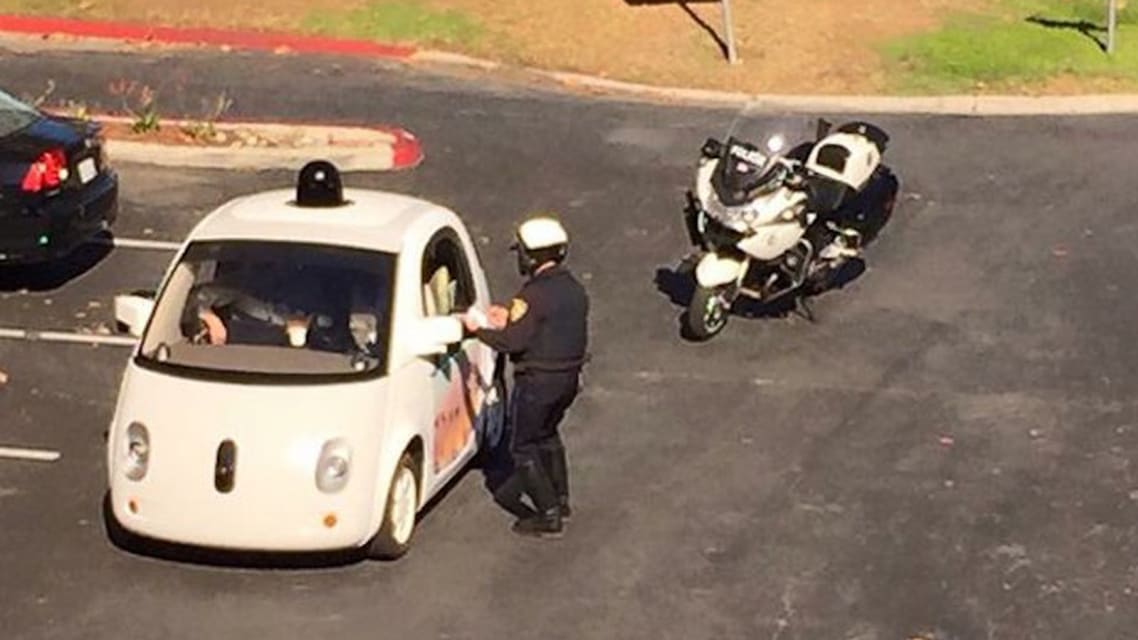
xmin=0 ymin=88 xmax=118 ymax=265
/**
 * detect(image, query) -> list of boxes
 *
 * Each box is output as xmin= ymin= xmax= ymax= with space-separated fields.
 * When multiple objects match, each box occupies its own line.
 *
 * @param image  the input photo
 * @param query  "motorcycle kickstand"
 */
xmin=793 ymin=295 xmax=818 ymax=323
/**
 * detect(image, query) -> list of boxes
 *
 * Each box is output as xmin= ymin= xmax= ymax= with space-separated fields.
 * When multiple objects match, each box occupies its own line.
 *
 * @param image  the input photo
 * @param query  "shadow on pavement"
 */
xmin=0 ymin=233 xmax=113 ymax=293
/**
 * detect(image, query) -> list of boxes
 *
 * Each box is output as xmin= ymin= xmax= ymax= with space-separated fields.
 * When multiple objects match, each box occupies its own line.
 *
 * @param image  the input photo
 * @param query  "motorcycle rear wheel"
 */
xmin=684 ymin=285 xmax=730 ymax=340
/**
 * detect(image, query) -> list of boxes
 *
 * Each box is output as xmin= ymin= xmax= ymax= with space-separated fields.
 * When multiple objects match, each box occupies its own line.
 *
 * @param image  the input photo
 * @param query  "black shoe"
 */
xmin=559 ymin=500 xmax=572 ymax=522
xmin=512 ymin=511 xmax=563 ymax=539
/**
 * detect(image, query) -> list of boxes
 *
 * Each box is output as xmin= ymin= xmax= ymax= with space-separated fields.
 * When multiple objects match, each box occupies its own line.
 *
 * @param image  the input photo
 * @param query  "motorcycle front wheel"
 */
xmin=684 ymin=285 xmax=730 ymax=341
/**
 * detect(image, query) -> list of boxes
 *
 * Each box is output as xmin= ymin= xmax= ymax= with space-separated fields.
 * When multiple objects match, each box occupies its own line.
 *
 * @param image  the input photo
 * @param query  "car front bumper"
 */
xmin=0 ymin=171 xmax=118 ymax=265
xmin=107 ymin=483 xmax=378 ymax=553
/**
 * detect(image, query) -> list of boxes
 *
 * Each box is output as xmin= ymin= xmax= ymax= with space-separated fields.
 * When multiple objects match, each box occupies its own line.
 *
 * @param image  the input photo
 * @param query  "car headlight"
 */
xmin=315 ymin=439 xmax=352 ymax=494
xmin=123 ymin=422 xmax=150 ymax=481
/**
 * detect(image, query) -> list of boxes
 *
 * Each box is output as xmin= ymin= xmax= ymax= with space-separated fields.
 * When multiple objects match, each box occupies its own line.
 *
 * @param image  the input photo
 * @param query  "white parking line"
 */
xmin=0 ymin=327 xmax=136 ymax=347
xmin=0 ymin=447 xmax=62 ymax=462
xmin=88 ymin=236 xmax=181 ymax=251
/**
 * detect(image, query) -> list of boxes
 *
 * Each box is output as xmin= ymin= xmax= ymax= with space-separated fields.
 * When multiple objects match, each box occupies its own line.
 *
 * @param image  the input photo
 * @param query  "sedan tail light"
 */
xmin=20 ymin=149 xmax=69 ymax=194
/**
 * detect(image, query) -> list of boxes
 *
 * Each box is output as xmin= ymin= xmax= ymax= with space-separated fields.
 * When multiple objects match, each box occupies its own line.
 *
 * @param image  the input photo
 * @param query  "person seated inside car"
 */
xmin=276 ymin=264 xmax=359 ymax=353
xmin=183 ymin=285 xmax=288 ymax=347
xmin=184 ymin=263 xmax=361 ymax=354
xmin=347 ymin=275 xmax=385 ymax=358
xmin=180 ymin=259 xmax=282 ymax=346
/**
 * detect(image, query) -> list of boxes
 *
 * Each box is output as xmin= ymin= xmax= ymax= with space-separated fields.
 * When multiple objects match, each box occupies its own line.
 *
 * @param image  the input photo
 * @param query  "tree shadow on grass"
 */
xmin=625 ymin=0 xmax=730 ymax=60
xmin=1026 ymin=14 xmax=1109 ymax=52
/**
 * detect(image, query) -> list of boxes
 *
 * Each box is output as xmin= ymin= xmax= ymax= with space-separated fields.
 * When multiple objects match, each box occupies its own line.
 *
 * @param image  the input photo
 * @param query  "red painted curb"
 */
xmin=376 ymin=126 xmax=424 ymax=170
xmin=0 ymin=14 xmax=416 ymax=59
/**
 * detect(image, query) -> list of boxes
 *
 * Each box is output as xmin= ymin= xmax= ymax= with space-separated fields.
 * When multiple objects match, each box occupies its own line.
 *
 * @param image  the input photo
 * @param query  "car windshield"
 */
xmin=139 ymin=240 xmax=396 ymax=379
xmin=0 ymin=89 xmax=40 ymax=138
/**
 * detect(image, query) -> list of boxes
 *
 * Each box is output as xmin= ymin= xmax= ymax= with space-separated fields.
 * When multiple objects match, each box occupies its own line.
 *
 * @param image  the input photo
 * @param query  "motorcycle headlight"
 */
xmin=315 ymin=439 xmax=352 ymax=494
xmin=779 ymin=208 xmax=798 ymax=222
xmin=123 ymin=421 xmax=150 ymax=481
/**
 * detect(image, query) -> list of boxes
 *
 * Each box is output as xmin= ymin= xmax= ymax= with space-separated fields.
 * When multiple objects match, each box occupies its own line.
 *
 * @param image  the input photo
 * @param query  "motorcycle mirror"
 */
xmin=815 ymin=118 xmax=832 ymax=141
xmin=701 ymin=137 xmax=724 ymax=159
xmin=766 ymin=135 xmax=785 ymax=154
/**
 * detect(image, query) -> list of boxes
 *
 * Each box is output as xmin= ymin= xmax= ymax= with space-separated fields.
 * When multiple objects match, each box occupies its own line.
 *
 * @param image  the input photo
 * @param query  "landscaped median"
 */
xmin=44 ymin=110 xmax=425 ymax=171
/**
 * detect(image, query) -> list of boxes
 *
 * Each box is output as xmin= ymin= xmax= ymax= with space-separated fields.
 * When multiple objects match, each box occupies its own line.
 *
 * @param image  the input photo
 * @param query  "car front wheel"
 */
xmin=366 ymin=452 xmax=419 ymax=560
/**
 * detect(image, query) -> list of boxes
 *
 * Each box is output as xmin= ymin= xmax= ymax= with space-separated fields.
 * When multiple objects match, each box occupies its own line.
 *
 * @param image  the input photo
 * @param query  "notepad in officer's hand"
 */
xmin=465 ymin=307 xmax=490 ymax=330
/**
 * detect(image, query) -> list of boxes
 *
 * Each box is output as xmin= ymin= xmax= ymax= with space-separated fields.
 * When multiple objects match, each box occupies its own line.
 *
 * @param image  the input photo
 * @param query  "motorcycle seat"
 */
xmin=805 ymin=174 xmax=853 ymax=215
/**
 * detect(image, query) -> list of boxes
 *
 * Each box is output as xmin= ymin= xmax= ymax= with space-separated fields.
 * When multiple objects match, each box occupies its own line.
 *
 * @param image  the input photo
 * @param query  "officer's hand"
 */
xmin=461 ymin=312 xmax=482 ymax=333
xmin=487 ymin=305 xmax=509 ymax=329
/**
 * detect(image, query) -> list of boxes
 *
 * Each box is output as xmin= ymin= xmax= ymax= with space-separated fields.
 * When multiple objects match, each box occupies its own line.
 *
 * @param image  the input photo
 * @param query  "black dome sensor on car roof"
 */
xmin=296 ymin=160 xmax=346 ymax=208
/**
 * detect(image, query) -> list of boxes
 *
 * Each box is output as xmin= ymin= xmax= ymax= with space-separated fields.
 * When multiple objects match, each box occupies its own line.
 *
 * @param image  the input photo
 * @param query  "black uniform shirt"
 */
xmin=475 ymin=264 xmax=589 ymax=374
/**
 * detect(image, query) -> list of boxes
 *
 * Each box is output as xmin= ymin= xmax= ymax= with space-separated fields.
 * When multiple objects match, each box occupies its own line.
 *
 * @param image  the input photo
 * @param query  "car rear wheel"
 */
xmin=366 ymin=453 xmax=419 ymax=560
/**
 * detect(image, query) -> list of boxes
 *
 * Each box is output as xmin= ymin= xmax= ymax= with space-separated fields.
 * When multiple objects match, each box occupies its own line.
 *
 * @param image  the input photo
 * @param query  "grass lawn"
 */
xmin=884 ymin=0 xmax=1138 ymax=93
xmin=302 ymin=1 xmax=482 ymax=47
xmin=2 ymin=0 xmax=1136 ymax=94
xmin=0 ymin=0 xmax=485 ymax=46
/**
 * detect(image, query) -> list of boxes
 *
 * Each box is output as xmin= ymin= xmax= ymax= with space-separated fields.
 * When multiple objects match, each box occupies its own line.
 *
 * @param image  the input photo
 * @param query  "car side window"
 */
xmin=421 ymin=229 xmax=476 ymax=317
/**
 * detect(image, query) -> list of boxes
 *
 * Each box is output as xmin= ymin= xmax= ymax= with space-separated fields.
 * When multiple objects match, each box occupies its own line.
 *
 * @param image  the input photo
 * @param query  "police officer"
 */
xmin=462 ymin=215 xmax=589 ymax=538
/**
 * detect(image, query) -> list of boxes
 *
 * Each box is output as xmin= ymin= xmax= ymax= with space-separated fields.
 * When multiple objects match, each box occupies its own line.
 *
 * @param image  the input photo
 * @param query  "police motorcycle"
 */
xmin=680 ymin=119 xmax=899 ymax=340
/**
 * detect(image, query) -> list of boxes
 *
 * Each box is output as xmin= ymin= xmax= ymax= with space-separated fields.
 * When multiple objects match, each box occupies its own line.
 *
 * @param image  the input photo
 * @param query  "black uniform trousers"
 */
xmin=499 ymin=369 xmax=579 ymax=515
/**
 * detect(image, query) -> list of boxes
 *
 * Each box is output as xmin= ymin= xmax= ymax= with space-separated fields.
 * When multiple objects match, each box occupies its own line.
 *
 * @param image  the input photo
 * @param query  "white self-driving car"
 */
xmin=106 ymin=162 xmax=503 ymax=560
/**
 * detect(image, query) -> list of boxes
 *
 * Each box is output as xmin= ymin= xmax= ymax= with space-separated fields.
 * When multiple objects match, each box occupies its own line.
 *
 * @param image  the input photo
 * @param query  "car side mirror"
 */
xmin=409 ymin=316 xmax=463 ymax=357
xmin=114 ymin=291 xmax=156 ymax=337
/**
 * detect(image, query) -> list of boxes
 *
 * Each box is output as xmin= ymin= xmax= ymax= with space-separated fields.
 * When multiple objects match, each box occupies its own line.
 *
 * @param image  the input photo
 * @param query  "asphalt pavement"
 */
xmin=1 ymin=44 xmax=1137 ymax=640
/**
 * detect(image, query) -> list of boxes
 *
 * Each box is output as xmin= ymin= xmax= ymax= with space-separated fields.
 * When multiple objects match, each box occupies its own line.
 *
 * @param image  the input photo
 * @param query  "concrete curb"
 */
xmin=542 ymin=71 xmax=1138 ymax=114
xmin=412 ymin=53 xmax=1138 ymax=115
xmin=410 ymin=49 xmax=501 ymax=71
xmin=4 ymin=17 xmax=1138 ymax=115
xmin=75 ymin=115 xmax=424 ymax=171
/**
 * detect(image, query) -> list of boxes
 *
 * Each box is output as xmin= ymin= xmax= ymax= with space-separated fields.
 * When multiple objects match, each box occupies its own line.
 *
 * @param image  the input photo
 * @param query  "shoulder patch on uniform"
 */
xmin=509 ymin=297 xmax=529 ymax=323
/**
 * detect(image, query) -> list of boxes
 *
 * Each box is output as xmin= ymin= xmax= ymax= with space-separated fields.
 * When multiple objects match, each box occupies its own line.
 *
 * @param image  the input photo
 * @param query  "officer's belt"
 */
xmin=514 ymin=354 xmax=590 ymax=373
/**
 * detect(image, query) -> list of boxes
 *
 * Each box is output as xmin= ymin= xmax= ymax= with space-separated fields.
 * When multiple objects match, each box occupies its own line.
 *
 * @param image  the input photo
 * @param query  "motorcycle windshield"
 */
xmin=711 ymin=139 xmax=786 ymax=207
xmin=709 ymin=113 xmax=820 ymax=169
xmin=697 ymin=114 xmax=828 ymax=227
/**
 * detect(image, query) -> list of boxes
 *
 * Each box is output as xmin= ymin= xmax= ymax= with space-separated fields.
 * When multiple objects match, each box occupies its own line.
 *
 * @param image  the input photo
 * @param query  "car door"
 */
xmin=419 ymin=227 xmax=492 ymax=491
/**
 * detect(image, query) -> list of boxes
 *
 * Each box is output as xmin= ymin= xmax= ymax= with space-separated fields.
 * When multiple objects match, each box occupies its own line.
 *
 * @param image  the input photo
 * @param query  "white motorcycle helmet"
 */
xmin=511 ymin=216 xmax=569 ymax=276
